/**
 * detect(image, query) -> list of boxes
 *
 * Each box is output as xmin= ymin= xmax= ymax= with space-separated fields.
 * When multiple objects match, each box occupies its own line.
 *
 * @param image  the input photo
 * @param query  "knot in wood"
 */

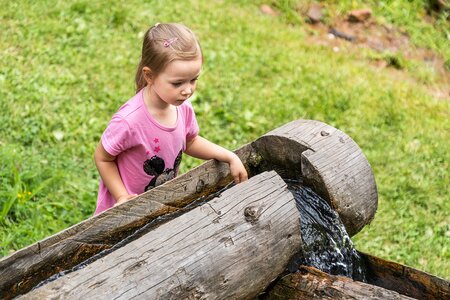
xmin=196 ymin=179 xmax=205 ymax=193
xmin=244 ymin=206 xmax=262 ymax=224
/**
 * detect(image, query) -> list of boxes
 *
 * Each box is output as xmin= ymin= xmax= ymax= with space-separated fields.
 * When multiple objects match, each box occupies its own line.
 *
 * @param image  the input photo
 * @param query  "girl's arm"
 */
xmin=185 ymin=136 xmax=248 ymax=183
xmin=94 ymin=142 xmax=137 ymax=205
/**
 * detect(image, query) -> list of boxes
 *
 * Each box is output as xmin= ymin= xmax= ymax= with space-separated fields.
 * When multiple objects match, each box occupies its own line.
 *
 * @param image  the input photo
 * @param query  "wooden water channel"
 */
xmin=1 ymin=119 xmax=448 ymax=299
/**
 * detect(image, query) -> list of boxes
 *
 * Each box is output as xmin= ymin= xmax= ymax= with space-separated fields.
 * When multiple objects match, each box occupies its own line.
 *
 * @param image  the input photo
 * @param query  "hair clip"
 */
xmin=163 ymin=38 xmax=178 ymax=47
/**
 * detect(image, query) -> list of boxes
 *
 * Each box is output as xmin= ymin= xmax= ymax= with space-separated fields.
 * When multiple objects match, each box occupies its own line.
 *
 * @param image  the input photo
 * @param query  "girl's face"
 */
xmin=149 ymin=57 xmax=202 ymax=107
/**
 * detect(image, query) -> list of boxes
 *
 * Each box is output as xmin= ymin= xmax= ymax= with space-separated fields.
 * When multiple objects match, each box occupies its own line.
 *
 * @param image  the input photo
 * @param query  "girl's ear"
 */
xmin=142 ymin=67 xmax=153 ymax=85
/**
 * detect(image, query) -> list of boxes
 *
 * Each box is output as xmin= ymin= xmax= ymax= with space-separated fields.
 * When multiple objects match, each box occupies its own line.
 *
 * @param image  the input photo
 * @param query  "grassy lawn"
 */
xmin=0 ymin=0 xmax=448 ymax=279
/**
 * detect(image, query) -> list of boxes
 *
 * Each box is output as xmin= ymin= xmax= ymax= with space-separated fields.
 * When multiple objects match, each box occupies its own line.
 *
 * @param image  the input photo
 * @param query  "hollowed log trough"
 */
xmin=1 ymin=119 xmax=448 ymax=299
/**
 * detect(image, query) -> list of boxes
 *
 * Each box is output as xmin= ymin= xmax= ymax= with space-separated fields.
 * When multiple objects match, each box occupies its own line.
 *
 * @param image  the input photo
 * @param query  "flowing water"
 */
xmin=286 ymin=180 xmax=367 ymax=282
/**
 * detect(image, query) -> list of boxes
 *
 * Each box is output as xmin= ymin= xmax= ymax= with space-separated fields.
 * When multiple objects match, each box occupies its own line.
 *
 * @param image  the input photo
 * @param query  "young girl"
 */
xmin=94 ymin=23 xmax=248 ymax=215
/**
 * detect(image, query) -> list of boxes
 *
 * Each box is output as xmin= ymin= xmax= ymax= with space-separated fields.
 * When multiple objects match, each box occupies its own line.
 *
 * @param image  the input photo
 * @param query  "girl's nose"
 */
xmin=181 ymin=86 xmax=193 ymax=96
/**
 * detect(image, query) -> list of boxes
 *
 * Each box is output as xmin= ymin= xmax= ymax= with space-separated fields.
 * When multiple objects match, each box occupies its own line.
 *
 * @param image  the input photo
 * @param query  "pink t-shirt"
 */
xmin=95 ymin=89 xmax=199 ymax=214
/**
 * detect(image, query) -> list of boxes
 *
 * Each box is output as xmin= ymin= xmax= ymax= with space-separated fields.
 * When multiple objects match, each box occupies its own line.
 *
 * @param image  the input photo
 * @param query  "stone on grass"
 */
xmin=348 ymin=8 xmax=372 ymax=22
xmin=307 ymin=3 xmax=323 ymax=23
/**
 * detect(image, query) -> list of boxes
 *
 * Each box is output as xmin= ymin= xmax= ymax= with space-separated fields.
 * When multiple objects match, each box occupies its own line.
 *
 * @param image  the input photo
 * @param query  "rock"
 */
xmin=307 ymin=3 xmax=323 ymax=23
xmin=260 ymin=4 xmax=279 ymax=17
xmin=348 ymin=8 xmax=372 ymax=22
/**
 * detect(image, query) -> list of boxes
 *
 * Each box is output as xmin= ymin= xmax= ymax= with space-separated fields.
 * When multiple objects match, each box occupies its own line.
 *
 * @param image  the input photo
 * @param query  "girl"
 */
xmin=94 ymin=23 xmax=248 ymax=215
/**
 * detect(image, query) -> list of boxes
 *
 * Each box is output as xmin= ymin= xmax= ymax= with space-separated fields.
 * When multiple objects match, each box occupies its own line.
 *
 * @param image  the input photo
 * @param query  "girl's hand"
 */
xmin=184 ymin=136 xmax=248 ymax=183
xmin=115 ymin=194 xmax=138 ymax=207
xmin=229 ymin=154 xmax=248 ymax=184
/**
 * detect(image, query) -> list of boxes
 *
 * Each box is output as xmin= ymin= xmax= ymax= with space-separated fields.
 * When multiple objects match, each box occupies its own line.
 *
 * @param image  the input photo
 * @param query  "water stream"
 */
xmin=286 ymin=180 xmax=367 ymax=282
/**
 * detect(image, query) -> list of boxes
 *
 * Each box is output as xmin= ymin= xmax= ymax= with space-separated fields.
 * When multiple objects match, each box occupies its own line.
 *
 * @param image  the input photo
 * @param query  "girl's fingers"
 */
xmin=233 ymin=170 xmax=248 ymax=184
xmin=233 ymin=174 xmax=241 ymax=184
xmin=241 ymin=171 xmax=248 ymax=182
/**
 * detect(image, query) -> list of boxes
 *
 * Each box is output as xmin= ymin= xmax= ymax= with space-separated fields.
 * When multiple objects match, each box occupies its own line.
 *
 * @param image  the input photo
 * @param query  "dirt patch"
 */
xmin=303 ymin=9 xmax=449 ymax=100
xmin=259 ymin=2 xmax=449 ymax=100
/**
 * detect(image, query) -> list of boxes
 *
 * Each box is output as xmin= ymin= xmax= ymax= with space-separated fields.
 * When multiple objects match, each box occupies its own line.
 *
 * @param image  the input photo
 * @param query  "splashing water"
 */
xmin=286 ymin=181 xmax=367 ymax=282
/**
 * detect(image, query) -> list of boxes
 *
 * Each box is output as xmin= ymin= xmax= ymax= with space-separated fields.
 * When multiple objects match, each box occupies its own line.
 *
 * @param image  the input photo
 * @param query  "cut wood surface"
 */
xmin=261 ymin=266 xmax=415 ymax=299
xmin=252 ymin=119 xmax=378 ymax=236
xmin=22 ymin=171 xmax=302 ymax=299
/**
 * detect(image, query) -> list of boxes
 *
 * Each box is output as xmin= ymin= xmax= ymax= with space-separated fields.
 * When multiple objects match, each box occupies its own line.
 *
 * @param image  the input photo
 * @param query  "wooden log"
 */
xmin=0 ymin=145 xmax=258 ymax=299
xmin=252 ymin=119 xmax=377 ymax=236
xmin=360 ymin=252 xmax=450 ymax=300
xmin=1 ymin=119 xmax=378 ymax=298
xmin=21 ymin=171 xmax=301 ymax=299
xmin=260 ymin=266 xmax=415 ymax=299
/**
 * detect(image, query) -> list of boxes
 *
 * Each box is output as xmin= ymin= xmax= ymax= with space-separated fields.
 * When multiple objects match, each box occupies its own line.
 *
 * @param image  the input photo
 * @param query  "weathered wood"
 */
xmin=1 ymin=119 xmax=379 ymax=298
xmin=252 ymin=119 xmax=377 ymax=236
xmin=0 ymin=145 xmax=258 ymax=299
xmin=0 ymin=200 xmax=174 ymax=300
xmin=21 ymin=171 xmax=301 ymax=299
xmin=360 ymin=252 xmax=450 ymax=300
xmin=261 ymin=266 xmax=415 ymax=299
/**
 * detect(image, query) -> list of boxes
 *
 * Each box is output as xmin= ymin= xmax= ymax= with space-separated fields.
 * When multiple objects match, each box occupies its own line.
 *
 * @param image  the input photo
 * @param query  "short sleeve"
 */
xmin=101 ymin=115 xmax=133 ymax=156
xmin=184 ymin=101 xmax=199 ymax=141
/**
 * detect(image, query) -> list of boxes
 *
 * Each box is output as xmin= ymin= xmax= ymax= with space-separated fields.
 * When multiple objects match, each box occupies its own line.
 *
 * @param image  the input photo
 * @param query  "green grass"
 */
xmin=0 ymin=0 xmax=449 ymax=279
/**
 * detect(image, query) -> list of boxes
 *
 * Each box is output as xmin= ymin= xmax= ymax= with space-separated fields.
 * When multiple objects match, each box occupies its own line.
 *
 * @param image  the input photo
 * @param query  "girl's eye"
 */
xmin=171 ymin=82 xmax=183 ymax=87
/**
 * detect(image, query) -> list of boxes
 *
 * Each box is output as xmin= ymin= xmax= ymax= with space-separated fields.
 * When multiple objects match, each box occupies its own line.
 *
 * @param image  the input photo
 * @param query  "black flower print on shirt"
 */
xmin=143 ymin=150 xmax=183 ymax=191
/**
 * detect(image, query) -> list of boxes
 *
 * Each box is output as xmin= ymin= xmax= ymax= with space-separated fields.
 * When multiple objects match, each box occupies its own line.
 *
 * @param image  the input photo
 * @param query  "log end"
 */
xmin=252 ymin=119 xmax=378 ymax=236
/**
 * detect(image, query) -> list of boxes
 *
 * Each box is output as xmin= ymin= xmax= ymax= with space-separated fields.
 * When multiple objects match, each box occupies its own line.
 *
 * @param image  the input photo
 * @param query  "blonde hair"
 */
xmin=135 ymin=23 xmax=202 ymax=93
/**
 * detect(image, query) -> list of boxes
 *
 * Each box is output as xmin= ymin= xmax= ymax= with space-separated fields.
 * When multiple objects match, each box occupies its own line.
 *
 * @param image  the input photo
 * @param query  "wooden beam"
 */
xmin=22 ymin=171 xmax=301 ymax=299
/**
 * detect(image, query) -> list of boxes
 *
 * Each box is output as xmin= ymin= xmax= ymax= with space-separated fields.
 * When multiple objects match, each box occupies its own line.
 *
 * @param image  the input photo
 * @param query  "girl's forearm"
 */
xmin=94 ymin=143 xmax=130 ymax=202
xmin=185 ymin=136 xmax=235 ymax=162
xmin=185 ymin=136 xmax=248 ymax=184
xmin=96 ymin=161 xmax=129 ymax=201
